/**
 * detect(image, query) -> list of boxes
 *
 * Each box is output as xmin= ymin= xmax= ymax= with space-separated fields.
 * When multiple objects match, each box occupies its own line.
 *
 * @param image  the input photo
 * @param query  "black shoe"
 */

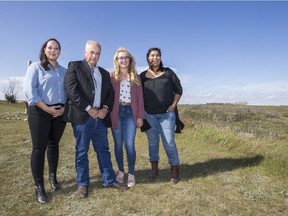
xmin=49 ymin=173 xmax=60 ymax=191
xmin=34 ymin=185 xmax=48 ymax=204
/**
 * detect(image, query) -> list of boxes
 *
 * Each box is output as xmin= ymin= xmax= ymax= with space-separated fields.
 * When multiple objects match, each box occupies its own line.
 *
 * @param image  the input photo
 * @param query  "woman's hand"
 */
xmin=50 ymin=106 xmax=64 ymax=118
xmin=166 ymin=104 xmax=176 ymax=112
xmin=137 ymin=118 xmax=143 ymax=128
xmin=36 ymin=102 xmax=64 ymax=117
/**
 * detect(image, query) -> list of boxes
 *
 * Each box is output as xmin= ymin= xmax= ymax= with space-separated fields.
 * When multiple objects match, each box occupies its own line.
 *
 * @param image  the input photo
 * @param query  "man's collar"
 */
xmin=87 ymin=62 xmax=98 ymax=69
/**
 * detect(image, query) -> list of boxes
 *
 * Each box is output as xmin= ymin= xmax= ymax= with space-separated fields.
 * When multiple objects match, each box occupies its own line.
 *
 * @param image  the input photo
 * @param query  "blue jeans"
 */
xmin=72 ymin=117 xmax=116 ymax=187
xmin=111 ymin=105 xmax=137 ymax=174
xmin=145 ymin=111 xmax=180 ymax=166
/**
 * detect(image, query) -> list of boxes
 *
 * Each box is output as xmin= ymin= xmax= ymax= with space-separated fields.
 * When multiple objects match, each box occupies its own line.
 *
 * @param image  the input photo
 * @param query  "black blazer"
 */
xmin=63 ymin=60 xmax=115 ymax=126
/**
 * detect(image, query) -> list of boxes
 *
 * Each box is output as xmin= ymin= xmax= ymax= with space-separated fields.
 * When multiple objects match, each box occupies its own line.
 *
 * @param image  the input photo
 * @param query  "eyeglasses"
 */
xmin=117 ymin=56 xmax=130 ymax=61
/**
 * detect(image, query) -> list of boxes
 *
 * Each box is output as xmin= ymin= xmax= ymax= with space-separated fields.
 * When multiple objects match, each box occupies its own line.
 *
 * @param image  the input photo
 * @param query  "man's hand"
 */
xmin=88 ymin=107 xmax=108 ymax=119
xmin=87 ymin=107 xmax=100 ymax=119
xmin=96 ymin=108 xmax=108 ymax=119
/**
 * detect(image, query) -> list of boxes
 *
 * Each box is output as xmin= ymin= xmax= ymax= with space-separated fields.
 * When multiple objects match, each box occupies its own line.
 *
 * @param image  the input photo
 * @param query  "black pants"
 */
xmin=28 ymin=105 xmax=66 ymax=186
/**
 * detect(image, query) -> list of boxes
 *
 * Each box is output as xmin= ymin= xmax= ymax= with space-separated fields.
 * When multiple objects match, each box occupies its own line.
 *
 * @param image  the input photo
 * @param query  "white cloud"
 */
xmin=1 ymin=72 xmax=287 ymax=106
xmin=179 ymin=77 xmax=288 ymax=105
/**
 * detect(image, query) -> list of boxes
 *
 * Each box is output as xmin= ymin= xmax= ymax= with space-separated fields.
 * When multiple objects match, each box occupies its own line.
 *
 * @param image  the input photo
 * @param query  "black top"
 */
xmin=140 ymin=67 xmax=182 ymax=114
xmin=63 ymin=60 xmax=115 ymax=126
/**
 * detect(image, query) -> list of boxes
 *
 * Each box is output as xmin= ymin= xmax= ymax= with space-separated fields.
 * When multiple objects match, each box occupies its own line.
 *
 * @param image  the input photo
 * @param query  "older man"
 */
xmin=64 ymin=40 xmax=121 ymax=198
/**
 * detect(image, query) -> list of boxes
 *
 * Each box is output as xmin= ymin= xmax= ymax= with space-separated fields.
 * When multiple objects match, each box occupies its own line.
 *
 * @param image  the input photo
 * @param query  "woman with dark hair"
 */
xmin=24 ymin=38 xmax=67 ymax=203
xmin=140 ymin=48 xmax=183 ymax=184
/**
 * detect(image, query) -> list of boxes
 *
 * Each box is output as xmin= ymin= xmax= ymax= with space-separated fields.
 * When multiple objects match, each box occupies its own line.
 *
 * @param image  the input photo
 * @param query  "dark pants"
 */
xmin=28 ymin=105 xmax=66 ymax=186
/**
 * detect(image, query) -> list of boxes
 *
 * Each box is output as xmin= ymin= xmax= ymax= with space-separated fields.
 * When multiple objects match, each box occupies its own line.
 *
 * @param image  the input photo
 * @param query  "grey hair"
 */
xmin=85 ymin=40 xmax=101 ymax=51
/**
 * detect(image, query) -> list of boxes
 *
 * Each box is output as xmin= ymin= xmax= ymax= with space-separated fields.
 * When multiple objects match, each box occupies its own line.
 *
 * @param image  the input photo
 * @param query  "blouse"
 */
xmin=24 ymin=62 xmax=67 ymax=106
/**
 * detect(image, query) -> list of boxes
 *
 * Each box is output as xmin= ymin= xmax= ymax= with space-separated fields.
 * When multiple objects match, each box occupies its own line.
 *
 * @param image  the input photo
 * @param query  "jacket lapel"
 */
xmin=80 ymin=60 xmax=94 ymax=87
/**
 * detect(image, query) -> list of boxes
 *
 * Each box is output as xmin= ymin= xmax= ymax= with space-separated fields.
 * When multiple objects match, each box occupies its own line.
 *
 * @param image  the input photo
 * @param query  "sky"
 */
xmin=0 ymin=1 xmax=287 ymax=105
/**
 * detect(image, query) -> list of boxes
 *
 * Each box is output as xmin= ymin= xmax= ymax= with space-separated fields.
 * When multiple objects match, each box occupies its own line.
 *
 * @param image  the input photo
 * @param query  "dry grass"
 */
xmin=0 ymin=103 xmax=287 ymax=216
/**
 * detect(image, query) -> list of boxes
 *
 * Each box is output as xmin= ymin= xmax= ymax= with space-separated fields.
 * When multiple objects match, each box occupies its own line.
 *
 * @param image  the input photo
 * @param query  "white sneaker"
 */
xmin=116 ymin=171 xmax=124 ymax=184
xmin=127 ymin=173 xmax=136 ymax=187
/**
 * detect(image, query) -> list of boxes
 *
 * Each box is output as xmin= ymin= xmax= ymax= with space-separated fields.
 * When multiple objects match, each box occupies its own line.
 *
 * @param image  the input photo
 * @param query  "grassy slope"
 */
xmin=0 ymin=103 xmax=287 ymax=216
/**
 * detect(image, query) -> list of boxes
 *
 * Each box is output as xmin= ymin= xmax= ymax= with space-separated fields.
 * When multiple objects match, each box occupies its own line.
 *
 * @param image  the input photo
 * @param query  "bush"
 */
xmin=5 ymin=94 xmax=16 ymax=103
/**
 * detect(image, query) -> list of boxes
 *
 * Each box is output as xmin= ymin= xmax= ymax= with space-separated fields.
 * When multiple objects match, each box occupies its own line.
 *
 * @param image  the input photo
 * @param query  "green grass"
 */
xmin=0 ymin=103 xmax=287 ymax=215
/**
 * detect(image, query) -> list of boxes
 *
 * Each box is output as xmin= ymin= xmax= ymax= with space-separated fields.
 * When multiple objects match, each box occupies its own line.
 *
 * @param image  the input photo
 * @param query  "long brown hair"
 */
xmin=39 ymin=38 xmax=61 ymax=71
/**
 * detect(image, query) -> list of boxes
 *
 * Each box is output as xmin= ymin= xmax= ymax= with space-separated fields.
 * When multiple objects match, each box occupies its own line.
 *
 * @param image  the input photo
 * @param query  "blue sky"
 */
xmin=0 ymin=1 xmax=287 ymax=105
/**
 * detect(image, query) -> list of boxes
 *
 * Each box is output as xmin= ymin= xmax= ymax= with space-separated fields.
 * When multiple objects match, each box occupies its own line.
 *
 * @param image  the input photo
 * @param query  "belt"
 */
xmin=119 ymin=102 xmax=131 ymax=106
xmin=47 ymin=103 xmax=65 ymax=107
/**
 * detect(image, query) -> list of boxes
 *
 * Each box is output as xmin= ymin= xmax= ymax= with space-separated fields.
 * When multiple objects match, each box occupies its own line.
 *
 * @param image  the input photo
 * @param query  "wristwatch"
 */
xmin=102 ymin=105 xmax=110 ymax=113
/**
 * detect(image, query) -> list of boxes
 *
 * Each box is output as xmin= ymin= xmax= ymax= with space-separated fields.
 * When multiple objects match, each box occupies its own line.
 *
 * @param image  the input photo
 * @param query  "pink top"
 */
xmin=110 ymin=73 xmax=145 ymax=128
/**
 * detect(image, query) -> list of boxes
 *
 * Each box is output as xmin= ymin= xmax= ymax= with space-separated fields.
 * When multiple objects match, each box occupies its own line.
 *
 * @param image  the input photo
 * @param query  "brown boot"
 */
xmin=148 ymin=161 xmax=159 ymax=181
xmin=170 ymin=166 xmax=180 ymax=184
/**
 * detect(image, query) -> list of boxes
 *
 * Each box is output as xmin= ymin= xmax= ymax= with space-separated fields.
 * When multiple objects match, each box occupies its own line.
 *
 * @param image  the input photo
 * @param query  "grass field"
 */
xmin=0 ymin=103 xmax=287 ymax=216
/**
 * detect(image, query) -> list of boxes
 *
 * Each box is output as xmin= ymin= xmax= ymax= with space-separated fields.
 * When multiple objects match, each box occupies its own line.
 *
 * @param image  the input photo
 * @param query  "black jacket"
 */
xmin=63 ymin=60 xmax=114 ymax=126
